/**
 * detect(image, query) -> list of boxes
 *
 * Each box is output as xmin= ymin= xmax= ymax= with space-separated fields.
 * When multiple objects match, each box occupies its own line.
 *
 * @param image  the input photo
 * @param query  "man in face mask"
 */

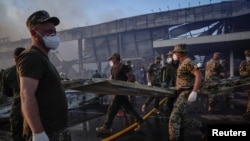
xmin=168 ymin=44 xmax=206 ymax=141
xmin=141 ymin=56 xmax=163 ymax=115
xmin=17 ymin=10 xmax=70 ymax=141
xmin=96 ymin=53 xmax=144 ymax=133
xmin=162 ymin=51 xmax=179 ymax=114
xmin=239 ymin=50 xmax=250 ymax=121
xmin=205 ymin=52 xmax=224 ymax=112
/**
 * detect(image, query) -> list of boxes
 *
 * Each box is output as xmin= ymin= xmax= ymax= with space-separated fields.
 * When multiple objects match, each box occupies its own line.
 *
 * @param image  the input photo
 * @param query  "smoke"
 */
xmin=0 ymin=0 xmax=222 ymax=41
xmin=0 ymin=0 xmax=129 ymax=41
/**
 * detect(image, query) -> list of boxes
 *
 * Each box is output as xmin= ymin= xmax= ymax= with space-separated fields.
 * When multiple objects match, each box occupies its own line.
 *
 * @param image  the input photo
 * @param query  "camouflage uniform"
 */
xmin=169 ymin=44 xmax=203 ymax=141
xmin=2 ymin=65 xmax=25 ymax=141
xmin=143 ymin=59 xmax=162 ymax=110
xmin=1 ymin=47 xmax=25 ymax=141
xmin=205 ymin=53 xmax=223 ymax=80
xmin=205 ymin=52 xmax=223 ymax=111
xmin=239 ymin=50 xmax=250 ymax=120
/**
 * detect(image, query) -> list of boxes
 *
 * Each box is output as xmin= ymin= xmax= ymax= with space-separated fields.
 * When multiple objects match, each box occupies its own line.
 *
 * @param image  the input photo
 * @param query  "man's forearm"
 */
xmin=21 ymin=92 xmax=44 ymax=133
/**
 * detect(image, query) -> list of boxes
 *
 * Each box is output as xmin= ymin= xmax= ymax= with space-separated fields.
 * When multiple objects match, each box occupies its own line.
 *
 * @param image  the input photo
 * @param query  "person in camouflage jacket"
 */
xmin=239 ymin=50 xmax=250 ymax=121
xmin=205 ymin=52 xmax=224 ymax=112
xmin=2 ymin=47 xmax=25 ymax=141
xmin=141 ymin=56 xmax=162 ymax=115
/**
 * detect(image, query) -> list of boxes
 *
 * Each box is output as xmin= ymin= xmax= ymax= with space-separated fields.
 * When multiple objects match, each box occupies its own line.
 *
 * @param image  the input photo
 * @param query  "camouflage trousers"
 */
xmin=168 ymin=90 xmax=202 ymax=140
xmin=26 ymin=129 xmax=71 ymax=141
xmin=208 ymin=97 xmax=218 ymax=109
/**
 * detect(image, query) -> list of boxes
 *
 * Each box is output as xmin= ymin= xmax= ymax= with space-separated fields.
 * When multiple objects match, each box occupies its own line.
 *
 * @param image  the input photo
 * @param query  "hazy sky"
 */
xmin=0 ymin=0 xmax=223 ymax=41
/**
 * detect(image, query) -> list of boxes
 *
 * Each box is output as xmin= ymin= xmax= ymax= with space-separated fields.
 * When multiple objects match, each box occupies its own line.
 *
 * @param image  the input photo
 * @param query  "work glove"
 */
xmin=32 ymin=131 xmax=49 ymax=141
xmin=147 ymin=82 xmax=152 ymax=86
xmin=141 ymin=104 xmax=146 ymax=112
xmin=188 ymin=91 xmax=197 ymax=102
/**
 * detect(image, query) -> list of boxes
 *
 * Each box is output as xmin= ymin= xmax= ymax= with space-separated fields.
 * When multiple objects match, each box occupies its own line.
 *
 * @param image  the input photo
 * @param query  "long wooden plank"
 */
xmin=62 ymin=78 xmax=250 ymax=98
xmin=66 ymin=79 xmax=176 ymax=97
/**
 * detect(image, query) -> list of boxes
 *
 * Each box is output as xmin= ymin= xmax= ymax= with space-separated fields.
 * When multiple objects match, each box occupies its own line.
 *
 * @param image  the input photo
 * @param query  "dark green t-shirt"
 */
xmin=17 ymin=47 xmax=68 ymax=132
xmin=111 ymin=63 xmax=129 ymax=81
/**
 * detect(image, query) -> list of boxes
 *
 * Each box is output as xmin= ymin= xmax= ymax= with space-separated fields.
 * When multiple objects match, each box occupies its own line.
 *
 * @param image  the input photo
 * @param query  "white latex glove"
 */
xmin=147 ymin=82 xmax=152 ymax=86
xmin=188 ymin=91 xmax=197 ymax=102
xmin=141 ymin=104 xmax=146 ymax=112
xmin=32 ymin=131 xmax=49 ymax=141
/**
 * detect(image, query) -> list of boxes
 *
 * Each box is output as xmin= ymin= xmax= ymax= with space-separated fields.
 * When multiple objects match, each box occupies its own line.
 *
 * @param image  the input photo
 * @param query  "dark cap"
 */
xmin=173 ymin=44 xmax=188 ymax=53
xmin=13 ymin=47 xmax=25 ymax=58
xmin=108 ymin=53 xmax=120 ymax=60
xmin=244 ymin=50 xmax=250 ymax=55
xmin=26 ymin=10 xmax=60 ymax=29
xmin=155 ymin=56 xmax=162 ymax=61
xmin=126 ymin=60 xmax=131 ymax=65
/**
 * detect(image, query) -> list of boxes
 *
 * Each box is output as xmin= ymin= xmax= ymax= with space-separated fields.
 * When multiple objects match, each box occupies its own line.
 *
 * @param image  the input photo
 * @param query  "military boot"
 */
xmin=200 ymin=122 xmax=208 ymax=141
xmin=168 ymin=128 xmax=185 ymax=141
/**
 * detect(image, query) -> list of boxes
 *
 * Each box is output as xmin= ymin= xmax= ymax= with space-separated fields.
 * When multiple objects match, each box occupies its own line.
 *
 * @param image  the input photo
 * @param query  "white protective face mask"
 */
xmin=109 ymin=61 xmax=113 ymax=67
xmin=246 ymin=57 xmax=250 ymax=62
xmin=197 ymin=63 xmax=202 ymax=68
xmin=173 ymin=54 xmax=178 ymax=61
xmin=166 ymin=58 xmax=172 ymax=64
xmin=36 ymin=31 xmax=60 ymax=50
xmin=43 ymin=35 xmax=60 ymax=50
xmin=219 ymin=59 xmax=223 ymax=64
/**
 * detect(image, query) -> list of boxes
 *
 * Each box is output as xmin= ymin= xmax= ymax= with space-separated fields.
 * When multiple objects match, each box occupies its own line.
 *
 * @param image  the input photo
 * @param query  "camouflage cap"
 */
xmin=167 ymin=51 xmax=173 ymax=56
xmin=213 ymin=52 xmax=221 ymax=57
xmin=173 ymin=44 xmax=188 ymax=53
xmin=155 ymin=56 xmax=162 ymax=61
xmin=244 ymin=50 xmax=250 ymax=55
xmin=108 ymin=53 xmax=120 ymax=60
xmin=26 ymin=10 xmax=60 ymax=29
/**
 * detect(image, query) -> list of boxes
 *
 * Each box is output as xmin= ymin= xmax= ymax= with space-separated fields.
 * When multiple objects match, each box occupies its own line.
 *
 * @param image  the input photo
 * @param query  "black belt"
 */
xmin=176 ymin=87 xmax=192 ymax=94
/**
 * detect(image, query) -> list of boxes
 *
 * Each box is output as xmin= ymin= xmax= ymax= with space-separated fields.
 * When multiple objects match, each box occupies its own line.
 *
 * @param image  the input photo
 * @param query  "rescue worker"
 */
xmin=162 ymin=51 xmax=179 ymax=114
xmin=239 ymin=50 xmax=250 ymax=121
xmin=168 ymin=44 xmax=207 ymax=141
xmin=141 ymin=56 xmax=162 ymax=115
xmin=96 ymin=53 xmax=143 ymax=133
xmin=125 ymin=60 xmax=136 ymax=102
xmin=126 ymin=60 xmax=136 ymax=83
xmin=92 ymin=70 xmax=101 ymax=78
xmin=205 ymin=52 xmax=224 ymax=112
xmin=2 ymin=47 xmax=25 ymax=141
xmin=139 ymin=67 xmax=147 ymax=85
xmin=18 ymin=10 xmax=71 ymax=141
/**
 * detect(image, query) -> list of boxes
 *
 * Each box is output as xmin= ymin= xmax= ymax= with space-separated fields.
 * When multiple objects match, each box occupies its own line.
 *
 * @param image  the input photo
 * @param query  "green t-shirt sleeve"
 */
xmin=18 ymin=53 xmax=45 ymax=79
